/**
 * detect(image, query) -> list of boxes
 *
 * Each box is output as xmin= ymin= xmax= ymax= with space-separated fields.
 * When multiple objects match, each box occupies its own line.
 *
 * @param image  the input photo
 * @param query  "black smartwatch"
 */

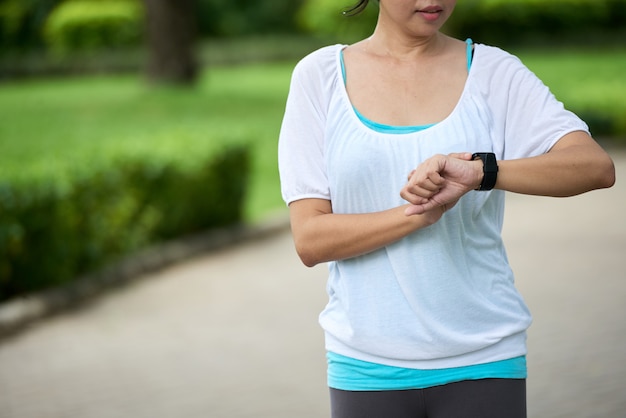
xmin=472 ymin=152 xmax=498 ymax=191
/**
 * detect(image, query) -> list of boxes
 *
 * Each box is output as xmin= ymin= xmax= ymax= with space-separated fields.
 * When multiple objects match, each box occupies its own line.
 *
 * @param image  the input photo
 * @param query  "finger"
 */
xmin=448 ymin=152 xmax=473 ymax=161
xmin=400 ymin=189 xmax=430 ymax=205
xmin=408 ymin=180 xmax=441 ymax=194
xmin=425 ymin=171 xmax=446 ymax=186
xmin=400 ymin=182 xmax=441 ymax=203
xmin=404 ymin=204 xmax=426 ymax=216
xmin=406 ymin=172 xmax=445 ymax=193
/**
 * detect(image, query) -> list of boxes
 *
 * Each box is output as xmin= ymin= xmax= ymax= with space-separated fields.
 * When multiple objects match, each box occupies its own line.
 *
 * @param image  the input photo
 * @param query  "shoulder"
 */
xmin=472 ymin=43 xmax=543 ymax=93
xmin=473 ymin=43 xmax=526 ymax=74
xmin=297 ymin=44 xmax=345 ymax=67
xmin=292 ymin=44 xmax=344 ymax=81
xmin=287 ymin=44 xmax=345 ymax=103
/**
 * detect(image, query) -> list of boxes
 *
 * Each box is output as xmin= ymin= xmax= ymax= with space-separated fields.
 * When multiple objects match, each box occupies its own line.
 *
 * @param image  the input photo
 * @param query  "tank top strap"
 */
xmin=465 ymin=38 xmax=474 ymax=73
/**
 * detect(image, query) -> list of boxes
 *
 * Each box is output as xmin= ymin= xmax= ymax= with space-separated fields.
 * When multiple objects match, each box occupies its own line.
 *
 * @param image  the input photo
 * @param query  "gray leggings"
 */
xmin=330 ymin=378 xmax=526 ymax=418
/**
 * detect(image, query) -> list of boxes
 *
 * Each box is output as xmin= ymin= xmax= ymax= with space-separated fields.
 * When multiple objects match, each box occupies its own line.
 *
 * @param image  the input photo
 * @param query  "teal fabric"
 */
xmin=327 ymin=352 xmax=527 ymax=391
xmin=353 ymin=108 xmax=435 ymax=134
xmin=466 ymin=38 xmax=474 ymax=72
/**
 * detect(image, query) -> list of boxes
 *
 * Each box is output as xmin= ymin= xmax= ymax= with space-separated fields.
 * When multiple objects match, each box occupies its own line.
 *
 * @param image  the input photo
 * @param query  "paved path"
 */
xmin=0 ymin=149 xmax=624 ymax=418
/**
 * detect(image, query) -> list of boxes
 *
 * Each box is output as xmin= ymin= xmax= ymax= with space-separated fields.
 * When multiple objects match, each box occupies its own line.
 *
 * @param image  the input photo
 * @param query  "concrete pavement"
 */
xmin=0 ymin=149 xmax=624 ymax=418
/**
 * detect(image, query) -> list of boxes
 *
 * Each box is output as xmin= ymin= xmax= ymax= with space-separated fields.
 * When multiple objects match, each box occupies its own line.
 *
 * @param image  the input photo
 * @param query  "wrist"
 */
xmin=471 ymin=160 xmax=484 ymax=190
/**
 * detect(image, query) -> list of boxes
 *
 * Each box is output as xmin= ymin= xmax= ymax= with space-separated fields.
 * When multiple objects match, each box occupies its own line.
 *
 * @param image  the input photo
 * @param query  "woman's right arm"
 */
xmin=289 ymin=198 xmax=444 ymax=267
xmin=281 ymin=49 xmax=445 ymax=267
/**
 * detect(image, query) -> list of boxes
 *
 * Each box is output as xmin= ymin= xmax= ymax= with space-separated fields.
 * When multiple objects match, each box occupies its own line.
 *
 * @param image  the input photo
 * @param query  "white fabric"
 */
xmin=278 ymin=44 xmax=589 ymax=369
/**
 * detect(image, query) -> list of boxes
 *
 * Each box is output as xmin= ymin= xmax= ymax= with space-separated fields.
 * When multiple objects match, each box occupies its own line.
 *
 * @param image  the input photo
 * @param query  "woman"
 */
xmin=278 ymin=1 xmax=616 ymax=417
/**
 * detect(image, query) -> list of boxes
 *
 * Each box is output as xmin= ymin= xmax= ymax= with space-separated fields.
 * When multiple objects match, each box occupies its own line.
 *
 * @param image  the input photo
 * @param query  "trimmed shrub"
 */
xmin=0 ymin=145 xmax=250 ymax=302
xmin=43 ymin=0 xmax=143 ymax=54
xmin=0 ymin=183 xmax=82 ymax=296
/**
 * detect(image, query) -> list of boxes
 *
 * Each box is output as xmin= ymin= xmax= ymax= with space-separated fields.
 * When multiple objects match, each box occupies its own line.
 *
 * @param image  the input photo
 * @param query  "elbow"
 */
xmin=299 ymin=256 xmax=319 ymax=268
xmin=601 ymin=169 xmax=616 ymax=190
xmin=294 ymin=239 xmax=323 ymax=268
xmin=595 ymin=154 xmax=616 ymax=190
xmin=572 ymin=151 xmax=616 ymax=195
xmin=297 ymin=249 xmax=321 ymax=268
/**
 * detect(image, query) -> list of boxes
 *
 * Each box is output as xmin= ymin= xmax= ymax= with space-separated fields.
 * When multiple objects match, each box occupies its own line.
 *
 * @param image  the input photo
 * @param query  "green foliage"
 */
xmin=43 ymin=0 xmax=143 ymax=54
xmin=1 ymin=0 xmax=310 ymax=52
xmin=0 ymin=0 xmax=28 ymax=45
xmin=195 ymin=0 xmax=307 ymax=37
xmin=297 ymin=0 xmax=378 ymax=42
xmin=0 ymin=0 xmax=62 ymax=49
xmin=447 ymin=0 xmax=626 ymax=46
xmin=296 ymin=0 xmax=626 ymax=46
xmin=0 ymin=145 xmax=250 ymax=301
xmin=0 ymin=182 xmax=79 ymax=294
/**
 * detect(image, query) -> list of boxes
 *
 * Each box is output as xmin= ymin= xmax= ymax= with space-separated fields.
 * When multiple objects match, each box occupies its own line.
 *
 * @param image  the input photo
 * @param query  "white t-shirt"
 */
xmin=278 ymin=43 xmax=588 ymax=369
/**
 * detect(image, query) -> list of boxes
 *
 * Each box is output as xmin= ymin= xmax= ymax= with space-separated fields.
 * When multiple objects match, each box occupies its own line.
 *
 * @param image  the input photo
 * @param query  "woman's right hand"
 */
xmin=402 ymin=152 xmax=480 ymax=216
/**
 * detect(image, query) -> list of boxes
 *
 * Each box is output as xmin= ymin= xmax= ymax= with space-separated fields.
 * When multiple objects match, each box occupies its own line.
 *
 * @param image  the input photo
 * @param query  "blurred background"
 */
xmin=0 ymin=0 xmax=624 ymax=303
xmin=0 ymin=1 xmax=625 ymax=417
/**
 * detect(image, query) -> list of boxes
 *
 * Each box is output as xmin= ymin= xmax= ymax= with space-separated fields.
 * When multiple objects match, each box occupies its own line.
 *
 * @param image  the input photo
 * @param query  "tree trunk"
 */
xmin=143 ymin=0 xmax=198 ymax=85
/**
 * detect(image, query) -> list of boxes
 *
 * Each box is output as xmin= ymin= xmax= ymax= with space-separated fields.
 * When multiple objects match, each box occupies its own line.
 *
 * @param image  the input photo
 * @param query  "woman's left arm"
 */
xmin=496 ymin=131 xmax=615 ymax=196
xmin=401 ymin=131 xmax=615 ymax=215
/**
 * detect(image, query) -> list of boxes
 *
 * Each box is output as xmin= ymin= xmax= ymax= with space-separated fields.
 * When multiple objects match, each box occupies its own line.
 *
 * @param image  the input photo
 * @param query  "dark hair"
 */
xmin=343 ymin=0 xmax=371 ymax=16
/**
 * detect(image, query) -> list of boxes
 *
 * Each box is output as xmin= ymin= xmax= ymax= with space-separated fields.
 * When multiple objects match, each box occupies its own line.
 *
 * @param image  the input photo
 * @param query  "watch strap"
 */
xmin=472 ymin=152 xmax=498 ymax=191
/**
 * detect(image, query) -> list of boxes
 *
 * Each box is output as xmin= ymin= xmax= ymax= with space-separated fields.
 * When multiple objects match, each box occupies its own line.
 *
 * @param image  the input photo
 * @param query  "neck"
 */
xmin=365 ymin=30 xmax=448 ymax=61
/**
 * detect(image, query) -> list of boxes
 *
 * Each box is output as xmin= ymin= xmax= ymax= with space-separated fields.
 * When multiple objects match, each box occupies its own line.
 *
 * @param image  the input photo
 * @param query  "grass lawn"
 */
xmin=0 ymin=48 xmax=624 ymax=224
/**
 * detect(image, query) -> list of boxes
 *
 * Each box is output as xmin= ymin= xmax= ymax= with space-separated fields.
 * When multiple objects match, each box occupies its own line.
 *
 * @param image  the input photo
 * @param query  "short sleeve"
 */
xmin=278 ymin=46 xmax=339 ymax=205
xmin=479 ymin=46 xmax=589 ymax=160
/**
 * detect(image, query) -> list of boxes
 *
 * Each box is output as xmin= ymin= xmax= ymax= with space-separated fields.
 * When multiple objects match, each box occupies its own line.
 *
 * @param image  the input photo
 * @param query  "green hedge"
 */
xmin=297 ymin=0 xmax=626 ymax=45
xmin=0 ymin=145 xmax=250 ymax=302
xmin=43 ymin=0 xmax=143 ymax=54
xmin=447 ymin=0 xmax=626 ymax=46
